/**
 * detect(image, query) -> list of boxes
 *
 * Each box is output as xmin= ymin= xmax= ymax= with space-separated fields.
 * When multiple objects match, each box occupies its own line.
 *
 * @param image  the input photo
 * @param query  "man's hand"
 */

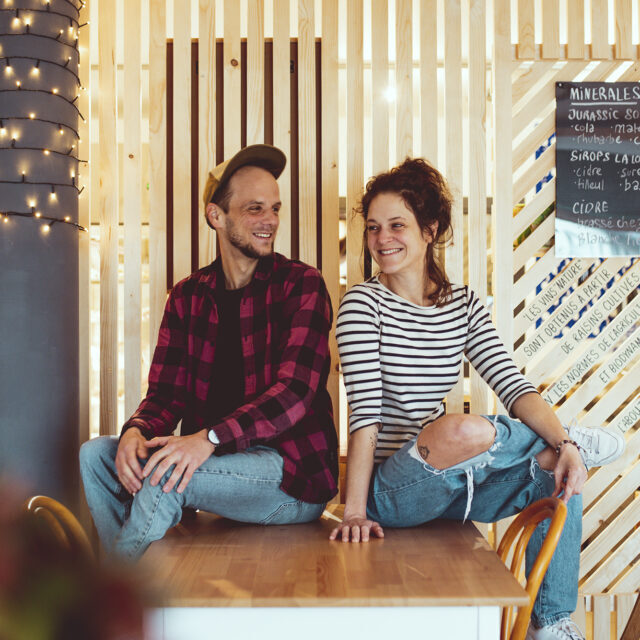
xmin=115 ymin=427 xmax=149 ymax=495
xmin=142 ymin=430 xmax=216 ymax=494
xmin=552 ymin=443 xmax=587 ymax=504
xmin=329 ymin=514 xmax=384 ymax=542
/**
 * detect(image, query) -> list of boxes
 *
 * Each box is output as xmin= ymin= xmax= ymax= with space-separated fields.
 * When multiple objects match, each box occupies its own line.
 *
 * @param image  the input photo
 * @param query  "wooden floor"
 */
xmin=141 ymin=509 xmax=529 ymax=609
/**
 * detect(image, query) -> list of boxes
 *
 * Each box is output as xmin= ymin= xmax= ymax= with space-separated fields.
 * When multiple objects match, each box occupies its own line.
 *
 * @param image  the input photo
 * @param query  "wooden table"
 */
xmin=142 ymin=510 xmax=529 ymax=640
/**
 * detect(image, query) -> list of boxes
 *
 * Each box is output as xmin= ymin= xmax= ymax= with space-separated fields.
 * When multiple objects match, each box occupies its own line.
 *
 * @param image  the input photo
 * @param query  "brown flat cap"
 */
xmin=202 ymin=144 xmax=287 ymax=208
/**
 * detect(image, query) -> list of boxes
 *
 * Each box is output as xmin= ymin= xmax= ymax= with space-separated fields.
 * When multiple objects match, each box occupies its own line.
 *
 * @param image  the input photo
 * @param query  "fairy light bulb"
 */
xmin=4 ymin=58 xmax=12 ymax=75
xmin=28 ymin=112 xmax=35 ymax=119
xmin=64 ymin=216 xmax=70 ymax=222
xmin=58 ymin=125 xmax=64 ymax=135
xmin=50 ymin=186 xmax=57 ymax=200
xmin=52 ymin=87 xmax=58 ymax=94
xmin=0 ymin=122 xmax=5 ymax=136
xmin=31 ymin=60 xmax=40 ymax=76
xmin=28 ymin=199 xmax=36 ymax=208
xmin=34 ymin=211 xmax=41 ymax=218
xmin=41 ymin=223 xmax=50 ymax=234
xmin=43 ymin=149 xmax=50 ymax=155
xmin=3 ymin=216 xmax=8 ymax=224
xmin=15 ymin=80 xmax=21 ymax=88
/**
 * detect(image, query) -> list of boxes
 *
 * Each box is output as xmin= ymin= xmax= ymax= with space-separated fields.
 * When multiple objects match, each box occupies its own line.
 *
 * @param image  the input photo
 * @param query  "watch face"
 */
xmin=208 ymin=430 xmax=220 ymax=445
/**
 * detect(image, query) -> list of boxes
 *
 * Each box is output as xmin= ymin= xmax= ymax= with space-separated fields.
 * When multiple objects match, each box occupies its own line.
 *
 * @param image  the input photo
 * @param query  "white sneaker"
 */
xmin=526 ymin=618 xmax=585 ymax=639
xmin=565 ymin=423 xmax=625 ymax=469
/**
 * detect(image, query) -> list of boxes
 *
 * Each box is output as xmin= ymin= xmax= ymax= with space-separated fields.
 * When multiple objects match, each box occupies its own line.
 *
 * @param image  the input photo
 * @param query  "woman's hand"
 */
xmin=552 ymin=443 xmax=587 ymax=503
xmin=329 ymin=514 xmax=384 ymax=542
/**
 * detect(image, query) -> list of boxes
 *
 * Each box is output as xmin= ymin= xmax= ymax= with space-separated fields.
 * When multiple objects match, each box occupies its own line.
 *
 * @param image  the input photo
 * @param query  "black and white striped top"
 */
xmin=336 ymin=278 xmax=537 ymax=462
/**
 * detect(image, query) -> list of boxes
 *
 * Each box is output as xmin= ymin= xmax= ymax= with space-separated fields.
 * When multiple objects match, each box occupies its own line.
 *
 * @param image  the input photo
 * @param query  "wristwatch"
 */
xmin=207 ymin=429 xmax=220 ymax=446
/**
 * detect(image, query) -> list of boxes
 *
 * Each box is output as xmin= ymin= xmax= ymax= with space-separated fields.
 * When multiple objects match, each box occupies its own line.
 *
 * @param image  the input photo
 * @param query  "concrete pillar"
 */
xmin=0 ymin=0 xmax=82 ymax=502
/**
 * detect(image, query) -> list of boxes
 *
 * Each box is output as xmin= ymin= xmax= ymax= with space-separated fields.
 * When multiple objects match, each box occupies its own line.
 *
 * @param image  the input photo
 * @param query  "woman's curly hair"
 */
xmin=358 ymin=157 xmax=454 ymax=307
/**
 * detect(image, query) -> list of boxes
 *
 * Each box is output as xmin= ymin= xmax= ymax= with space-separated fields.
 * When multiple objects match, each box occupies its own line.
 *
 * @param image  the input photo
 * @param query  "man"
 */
xmin=80 ymin=144 xmax=339 ymax=561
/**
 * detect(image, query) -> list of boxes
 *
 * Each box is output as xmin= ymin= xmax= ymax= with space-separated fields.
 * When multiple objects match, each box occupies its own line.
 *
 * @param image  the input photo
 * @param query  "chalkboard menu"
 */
xmin=556 ymin=82 xmax=640 ymax=257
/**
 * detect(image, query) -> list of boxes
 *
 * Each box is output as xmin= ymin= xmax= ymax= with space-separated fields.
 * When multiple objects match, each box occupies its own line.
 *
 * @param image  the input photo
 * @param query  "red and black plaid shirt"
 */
xmin=122 ymin=253 xmax=339 ymax=503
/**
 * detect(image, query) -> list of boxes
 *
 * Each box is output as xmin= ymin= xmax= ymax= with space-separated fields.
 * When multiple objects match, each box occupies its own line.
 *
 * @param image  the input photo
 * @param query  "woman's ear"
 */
xmin=424 ymin=221 xmax=439 ymax=243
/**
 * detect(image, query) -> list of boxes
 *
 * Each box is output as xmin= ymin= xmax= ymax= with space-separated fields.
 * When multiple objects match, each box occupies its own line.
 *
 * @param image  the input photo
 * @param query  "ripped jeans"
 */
xmin=366 ymin=415 xmax=582 ymax=628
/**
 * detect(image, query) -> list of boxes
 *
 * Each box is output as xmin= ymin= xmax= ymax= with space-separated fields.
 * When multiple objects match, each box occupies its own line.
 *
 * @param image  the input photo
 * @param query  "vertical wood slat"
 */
xmin=273 ymin=0 xmax=291 ymax=256
xmin=468 ymin=0 xmax=487 ymax=415
xmin=618 ymin=593 xmax=638 ymax=640
xmin=371 ymin=0 xmax=388 ymax=175
xmin=492 ymin=0 xmax=513 ymax=390
xmin=420 ymin=0 xmax=437 ymax=165
xmin=591 ymin=0 xmax=610 ymax=59
xmin=149 ymin=0 xmax=167 ymax=353
xmin=78 ymin=0 xmax=91 ymax=442
xmin=593 ymin=595 xmax=611 ymax=640
xmin=123 ymin=0 xmax=142 ymax=417
xmin=541 ymin=0 xmax=561 ymax=59
xmin=298 ymin=0 xmax=316 ymax=267
xmin=444 ymin=0 xmax=464 ymax=413
xmin=98 ymin=0 xmax=118 ymax=436
xmin=247 ymin=0 xmax=265 ymax=145
xmin=172 ymin=0 xmax=192 ymax=284
xmin=517 ymin=0 xmax=535 ymax=59
xmin=198 ymin=0 xmax=217 ymax=268
xmin=567 ymin=0 xmax=585 ymax=59
xmin=615 ymin=0 xmax=633 ymax=59
xmin=395 ymin=0 xmax=412 ymax=162
xmin=346 ymin=0 xmax=364 ymax=289
xmin=224 ymin=0 xmax=242 ymax=158
xmin=321 ymin=0 xmax=340 ymax=449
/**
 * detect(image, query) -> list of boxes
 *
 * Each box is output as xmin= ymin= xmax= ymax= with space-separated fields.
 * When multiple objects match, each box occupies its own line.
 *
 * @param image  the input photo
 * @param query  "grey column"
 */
xmin=0 ymin=0 xmax=82 ymax=503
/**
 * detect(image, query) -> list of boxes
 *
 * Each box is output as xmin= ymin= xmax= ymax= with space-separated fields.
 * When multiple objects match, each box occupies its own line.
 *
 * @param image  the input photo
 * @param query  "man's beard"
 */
xmin=227 ymin=221 xmax=275 ymax=259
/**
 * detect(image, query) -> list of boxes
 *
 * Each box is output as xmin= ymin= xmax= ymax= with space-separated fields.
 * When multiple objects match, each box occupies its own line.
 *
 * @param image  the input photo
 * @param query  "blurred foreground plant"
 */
xmin=0 ymin=487 xmax=153 ymax=640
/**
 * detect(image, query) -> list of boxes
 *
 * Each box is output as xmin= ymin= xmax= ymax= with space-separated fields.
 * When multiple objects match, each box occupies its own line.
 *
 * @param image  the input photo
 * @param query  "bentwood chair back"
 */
xmin=23 ymin=495 xmax=94 ymax=561
xmin=497 ymin=497 xmax=568 ymax=640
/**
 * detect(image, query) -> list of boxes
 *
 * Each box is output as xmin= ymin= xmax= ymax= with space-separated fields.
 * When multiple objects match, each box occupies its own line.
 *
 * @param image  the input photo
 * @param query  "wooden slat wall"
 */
xmin=123 ymin=0 xmax=142 ymax=418
xmin=198 ymin=0 xmax=217 ymax=268
xmin=346 ymin=0 xmax=363 ymax=289
xmin=78 ymin=0 xmax=91 ymax=444
xmin=468 ymin=0 xmax=487 ymax=415
xmin=86 ymin=5 xmax=640 ymax=635
xmin=223 ymin=0 xmax=241 ymax=158
xmin=272 ymin=0 xmax=291 ymax=256
xmin=247 ymin=0 xmax=265 ymax=146
xmin=395 ymin=0 xmax=412 ymax=162
xmin=172 ymin=1 xmax=192 ymax=284
xmin=420 ymin=0 xmax=437 ymax=165
xmin=509 ymin=2 xmax=640 ymax=637
xmin=148 ymin=0 xmax=168 ymax=351
xmin=97 ymin=0 xmax=118 ymax=436
xmin=297 ymin=0 xmax=316 ymax=267
xmin=321 ymin=0 xmax=340 ymax=441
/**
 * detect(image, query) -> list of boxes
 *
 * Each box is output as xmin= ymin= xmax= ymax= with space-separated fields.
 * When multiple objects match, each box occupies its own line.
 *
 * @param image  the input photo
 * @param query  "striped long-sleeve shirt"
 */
xmin=336 ymin=278 xmax=537 ymax=462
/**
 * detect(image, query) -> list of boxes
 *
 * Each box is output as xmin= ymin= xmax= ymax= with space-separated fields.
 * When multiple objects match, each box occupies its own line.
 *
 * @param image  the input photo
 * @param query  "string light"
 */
xmin=0 ymin=56 xmax=81 ymax=85
xmin=0 ymin=210 xmax=87 ymax=232
xmin=0 ymin=116 xmax=80 ymax=140
xmin=1 ymin=0 xmax=86 ymax=240
xmin=0 ymin=145 xmax=86 ymax=163
xmin=0 ymin=89 xmax=86 ymax=121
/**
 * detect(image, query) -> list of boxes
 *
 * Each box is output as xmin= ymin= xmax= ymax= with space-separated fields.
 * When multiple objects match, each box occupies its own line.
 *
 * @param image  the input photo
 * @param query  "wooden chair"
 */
xmin=23 ymin=495 xmax=94 ymax=560
xmin=497 ymin=497 xmax=568 ymax=640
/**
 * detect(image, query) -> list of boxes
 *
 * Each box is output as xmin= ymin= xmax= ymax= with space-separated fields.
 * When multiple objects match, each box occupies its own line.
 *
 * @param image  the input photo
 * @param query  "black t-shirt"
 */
xmin=207 ymin=286 xmax=245 ymax=423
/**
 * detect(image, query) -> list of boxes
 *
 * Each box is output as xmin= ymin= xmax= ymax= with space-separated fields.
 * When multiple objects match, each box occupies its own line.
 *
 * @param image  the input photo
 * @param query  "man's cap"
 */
xmin=202 ymin=144 xmax=287 ymax=207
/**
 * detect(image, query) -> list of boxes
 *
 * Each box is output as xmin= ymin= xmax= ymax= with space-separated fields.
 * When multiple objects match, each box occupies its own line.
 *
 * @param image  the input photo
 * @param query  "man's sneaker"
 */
xmin=526 ymin=618 xmax=585 ymax=639
xmin=564 ymin=422 xmax=625 ymax=469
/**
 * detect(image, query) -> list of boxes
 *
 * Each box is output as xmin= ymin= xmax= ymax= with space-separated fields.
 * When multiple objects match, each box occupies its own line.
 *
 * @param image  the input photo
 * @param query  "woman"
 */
xmin=331 ymin=158 xmax=624 ymax=640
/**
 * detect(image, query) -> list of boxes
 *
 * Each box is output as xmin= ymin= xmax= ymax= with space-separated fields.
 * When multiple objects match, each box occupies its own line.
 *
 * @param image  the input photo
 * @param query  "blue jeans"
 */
xmin=80 ymin=437 xmax=326 ymax=561
xmin=366 ymin=415 xmax=582 ymax=628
